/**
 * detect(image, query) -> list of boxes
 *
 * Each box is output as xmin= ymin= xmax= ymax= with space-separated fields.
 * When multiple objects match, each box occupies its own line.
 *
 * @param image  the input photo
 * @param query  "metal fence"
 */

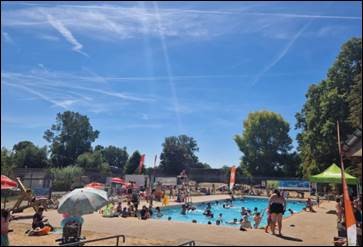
xmin=59 ymin=234 xmax=126 ymax=246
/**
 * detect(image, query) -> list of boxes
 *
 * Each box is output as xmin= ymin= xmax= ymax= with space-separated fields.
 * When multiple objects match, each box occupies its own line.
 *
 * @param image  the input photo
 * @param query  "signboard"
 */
xmin=125 ymin=175 xmax=149 ymax=188
xmin=266 ymin=180 xmax=279 ymax=189
xmin=278 ymin=180 xmax=310 ymax=191
xmin=155 ymin=177 xmax=177 ymax=186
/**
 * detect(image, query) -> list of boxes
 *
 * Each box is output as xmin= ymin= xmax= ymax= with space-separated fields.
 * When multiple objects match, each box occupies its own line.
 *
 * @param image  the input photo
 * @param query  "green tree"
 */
xmin=1 ymin=147 xmax=14 ymax=176
xmin=296 ymin=38 xmax=362 ymax=178
xmin=159 ymin=135 xmax=200 ymax=175
xmin=76 ymin=151 xmax=103 ymax=169
xmin=196 ymin=162 xmax=212 ymax=169
xmin=50 ymin=166 xmax=84 ymax=191
xmin=75 ymin=151 xmax=111 ymax=176
xmin=44 ymin=111 xmax=99 ymax=167
xmin=234 ymin=111 xmax=295 ymax=177
xmin=98 ymin=145 xmax=129 ymax=170
xmin=348 ymin=72 xmax=362 ymax=128
xmin=124 ymin=151 xmax=142 ymax=174
xmin=12 ymin=141 xmax=48 ymax=168
xmin=281 ymin=152 xmax=302 ymax=177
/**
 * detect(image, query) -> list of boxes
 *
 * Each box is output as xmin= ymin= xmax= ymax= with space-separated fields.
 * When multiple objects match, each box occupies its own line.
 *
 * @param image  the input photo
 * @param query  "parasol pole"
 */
xmin=337 ymin=120 xmax=357 ymax=246
xmin=3 ymin=190 xmax=7 ymax=208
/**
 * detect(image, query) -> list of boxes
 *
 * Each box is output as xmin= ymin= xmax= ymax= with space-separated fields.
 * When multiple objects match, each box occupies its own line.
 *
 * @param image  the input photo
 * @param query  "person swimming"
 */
xmin=241 ymin=207 xmax=248 ymax=216
xmin=240 ymin=215 xmax=252 ymax=230
xmin=181 ymin=205 xmax=187 ymax=215
xmin=217 ymin=213 xmax=223 ymax=223
xmin=203 ymin=209 xmax=214 ymax=218
xmin=223 ymin=204 xmax=231 ymax=209
xmin=156 ymin=207 xmax=163 ymax=217
xmin=288 ymin=209 xmax=294 ymax=215
xmin=253 ymin=212 xmax=262 ymax=228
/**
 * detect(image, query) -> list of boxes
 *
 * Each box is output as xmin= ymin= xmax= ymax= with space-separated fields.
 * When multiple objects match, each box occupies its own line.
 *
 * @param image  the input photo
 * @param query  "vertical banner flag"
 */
xmin=337 ymin=121 xmax=357 ymax=246
xmin=229 ymin=166 xmax=237 ymax=190
xmin=153 ymin=154 xmax=158 ymax=168
xmin=152 ymin=154 xmax=158 ymax=183
xmin=139 ymin=154 xmax=145 ymax=174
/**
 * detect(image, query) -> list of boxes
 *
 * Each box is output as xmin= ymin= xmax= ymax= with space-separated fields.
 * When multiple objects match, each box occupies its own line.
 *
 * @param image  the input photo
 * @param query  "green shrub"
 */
xmin=50 ymin=166 xmax=84 ymax=191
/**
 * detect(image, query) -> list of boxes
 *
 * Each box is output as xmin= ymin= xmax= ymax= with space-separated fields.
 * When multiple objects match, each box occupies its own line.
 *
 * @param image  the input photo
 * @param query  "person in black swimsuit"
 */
xmin=268 ymin=189 xmax=286 ymax=235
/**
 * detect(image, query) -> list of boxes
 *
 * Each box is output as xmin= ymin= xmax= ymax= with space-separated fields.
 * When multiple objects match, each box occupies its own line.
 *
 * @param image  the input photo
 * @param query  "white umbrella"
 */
xmin=57 ymin=187 xmax=109 ymax=216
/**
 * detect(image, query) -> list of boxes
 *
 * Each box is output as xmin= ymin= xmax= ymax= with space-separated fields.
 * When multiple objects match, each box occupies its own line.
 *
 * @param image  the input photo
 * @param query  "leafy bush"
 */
xmin=50 ymin=166 xmax=84 ymax=191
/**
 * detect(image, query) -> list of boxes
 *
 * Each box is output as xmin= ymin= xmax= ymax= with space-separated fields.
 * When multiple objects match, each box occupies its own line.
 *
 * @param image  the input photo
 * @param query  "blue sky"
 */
xmin=1 ymin=1 xmax=362 ymax=168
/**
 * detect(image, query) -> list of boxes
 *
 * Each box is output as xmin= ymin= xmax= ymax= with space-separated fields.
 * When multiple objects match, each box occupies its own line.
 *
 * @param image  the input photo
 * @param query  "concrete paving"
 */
xmin=15 ymin=196 xmax=337 ymax=246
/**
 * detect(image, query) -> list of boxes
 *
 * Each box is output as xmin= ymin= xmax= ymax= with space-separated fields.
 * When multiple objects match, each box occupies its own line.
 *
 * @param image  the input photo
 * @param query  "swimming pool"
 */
xmin=152 ymin=197 xmax=306 ymax=227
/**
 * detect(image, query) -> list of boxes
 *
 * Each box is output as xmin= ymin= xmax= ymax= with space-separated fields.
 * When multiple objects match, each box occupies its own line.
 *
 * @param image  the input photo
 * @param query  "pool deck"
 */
xmin=14 ymin=195 xmax=337 ymax=246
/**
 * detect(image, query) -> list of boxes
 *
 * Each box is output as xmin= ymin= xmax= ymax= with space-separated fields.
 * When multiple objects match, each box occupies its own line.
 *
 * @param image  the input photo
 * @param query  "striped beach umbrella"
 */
xmin=57 ymin=187 xmax=108 ymax=216
xmin=85 ymin=182 xmax=105 ymax=190
xmin=1 ymin=175 xmax=17 ymax=190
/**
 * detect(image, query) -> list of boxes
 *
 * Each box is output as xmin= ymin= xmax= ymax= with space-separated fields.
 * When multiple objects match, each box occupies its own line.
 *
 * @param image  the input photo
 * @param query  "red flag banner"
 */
xmin=229 ymin=166 xmax=237 ymax=190
xmin=139 ymin=154 xmax=145 ymax=174
xmin=337 ymin=121 xmax=357 ymax=246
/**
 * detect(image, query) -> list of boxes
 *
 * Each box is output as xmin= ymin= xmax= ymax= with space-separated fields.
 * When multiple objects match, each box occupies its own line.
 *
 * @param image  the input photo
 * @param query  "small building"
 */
xmin=14 ymin=168 xmax=53 ymax=189
xmin=343 ymin=128 xmax=362 ymax=182
xmin=188 ymin=168 xmax=227 ymax=183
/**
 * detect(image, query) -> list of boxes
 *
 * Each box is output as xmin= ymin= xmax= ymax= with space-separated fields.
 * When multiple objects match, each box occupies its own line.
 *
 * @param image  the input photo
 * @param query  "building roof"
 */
xmin=343 ymin=128 xmax=362 ymax=157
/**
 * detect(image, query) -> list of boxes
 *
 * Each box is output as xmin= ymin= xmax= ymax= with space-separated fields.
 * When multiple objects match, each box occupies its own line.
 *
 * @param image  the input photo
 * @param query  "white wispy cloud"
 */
xmin=141 ymin=113 xmax=149 ymax=120
xmin=2 ymin=32 xmax=14 ymax=43
xmin=37 ymin=34 xmax=60 ymax=41
xmin=1 ymin=116 xmax=50 ymax=129
xmin=251 ymin=19 xmax=314 ymax=86
xmin=45 ymin=13 xmax=88 ymax=56
xmin=2 ymin=81 xmax=69 ymax=109
xmin=4 ymin=3 xmax=358 ymax=44
xmin=1 ymin=69 xmax=157 ymax=113
xmin=240 ymin=12 xmax=361 ymax=20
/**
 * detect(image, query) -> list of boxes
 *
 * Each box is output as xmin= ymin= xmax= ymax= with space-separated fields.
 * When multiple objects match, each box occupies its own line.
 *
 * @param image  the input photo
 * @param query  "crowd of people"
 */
xmin=101 ymin=193 xmax=164 ymax=221
xmin=178 ymin=197 xmax=269 ymax=231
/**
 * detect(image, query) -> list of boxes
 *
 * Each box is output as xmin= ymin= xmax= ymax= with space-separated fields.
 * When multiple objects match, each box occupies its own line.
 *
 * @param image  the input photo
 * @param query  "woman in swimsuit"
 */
xmin=268 ymin=189 xmax=286 ymax=235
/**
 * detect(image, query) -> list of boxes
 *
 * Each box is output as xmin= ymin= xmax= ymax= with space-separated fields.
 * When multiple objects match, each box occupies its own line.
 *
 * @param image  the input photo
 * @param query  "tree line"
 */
xmin=1 ymin=111 xmax=211 ymax=179
xmin=1 ymin=37 xmax=361 ymax=182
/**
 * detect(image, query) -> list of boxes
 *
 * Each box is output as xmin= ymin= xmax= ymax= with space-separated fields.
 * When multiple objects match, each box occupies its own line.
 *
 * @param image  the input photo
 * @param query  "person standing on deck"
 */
xmin=268 ymin=189 xmax=286 ymax=236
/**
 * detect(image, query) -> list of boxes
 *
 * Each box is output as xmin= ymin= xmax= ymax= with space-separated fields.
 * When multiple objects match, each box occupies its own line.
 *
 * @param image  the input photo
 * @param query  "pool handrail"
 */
xmin=58 ymin=234 xmax=126 ymax=246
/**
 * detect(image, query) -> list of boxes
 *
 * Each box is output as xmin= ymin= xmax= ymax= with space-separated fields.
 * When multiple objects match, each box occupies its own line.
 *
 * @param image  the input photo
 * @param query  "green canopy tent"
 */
xmin=309 ymin=163 xmax=358 ymax=185
xmin=310 ymin=163 xmax=359 ymax=199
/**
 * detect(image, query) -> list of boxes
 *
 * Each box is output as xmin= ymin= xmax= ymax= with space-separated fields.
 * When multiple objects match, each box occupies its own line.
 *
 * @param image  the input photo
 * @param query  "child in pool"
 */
xmin=240 ymin=215 xmax=252 ymax=229
xmin=156 ymin=207 xmax=163 ymax=217
xmin=253 ymin=212 xmax=262 ymax=229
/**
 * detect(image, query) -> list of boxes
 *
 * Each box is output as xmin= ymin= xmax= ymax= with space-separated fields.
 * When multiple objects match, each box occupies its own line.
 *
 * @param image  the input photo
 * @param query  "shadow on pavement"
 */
xmin=275 ymin=234 xmax=303 ymax=242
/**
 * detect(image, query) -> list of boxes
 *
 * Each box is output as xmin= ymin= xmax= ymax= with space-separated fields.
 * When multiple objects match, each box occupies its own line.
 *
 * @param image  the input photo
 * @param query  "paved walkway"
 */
xmin=15 ymin=197 xmax=337 ymax=246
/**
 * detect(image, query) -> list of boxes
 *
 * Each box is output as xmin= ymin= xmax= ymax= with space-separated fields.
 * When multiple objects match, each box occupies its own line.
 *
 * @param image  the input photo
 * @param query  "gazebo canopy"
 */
xmin=309 ymin=163 xmax=358 ymax=185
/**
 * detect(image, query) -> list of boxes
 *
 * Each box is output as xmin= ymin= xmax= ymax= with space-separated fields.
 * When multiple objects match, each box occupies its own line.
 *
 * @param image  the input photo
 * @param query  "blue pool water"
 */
xmin=152 ymin=197 xmax=306 ymax=227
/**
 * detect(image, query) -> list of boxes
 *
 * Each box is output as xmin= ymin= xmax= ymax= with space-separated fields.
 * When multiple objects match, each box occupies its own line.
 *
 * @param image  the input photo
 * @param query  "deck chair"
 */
xmin=55 ymin=221 xmax=85 ymax=245
xmin=11 ymin=177 xmax=39 ymax=213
